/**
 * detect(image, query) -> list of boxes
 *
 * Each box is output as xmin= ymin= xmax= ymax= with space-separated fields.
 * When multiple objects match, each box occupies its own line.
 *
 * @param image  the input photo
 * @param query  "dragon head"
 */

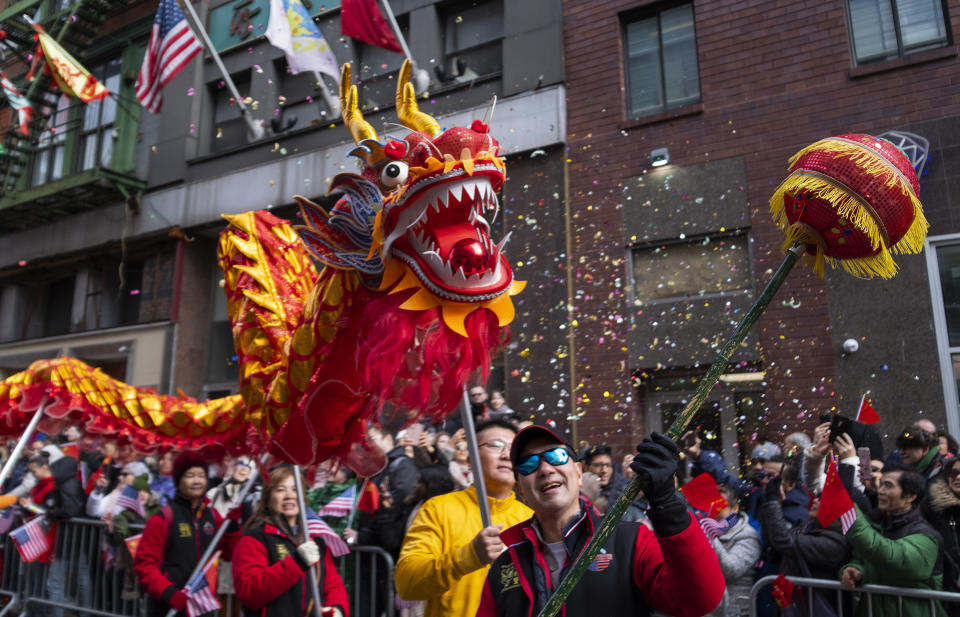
xmin=338 ymin=60 xmax=523 ymax=335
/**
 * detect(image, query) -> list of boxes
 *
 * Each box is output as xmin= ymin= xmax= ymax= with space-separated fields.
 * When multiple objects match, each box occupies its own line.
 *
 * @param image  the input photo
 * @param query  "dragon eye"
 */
xmin=380 ymin=161 xmax=408 ymax=187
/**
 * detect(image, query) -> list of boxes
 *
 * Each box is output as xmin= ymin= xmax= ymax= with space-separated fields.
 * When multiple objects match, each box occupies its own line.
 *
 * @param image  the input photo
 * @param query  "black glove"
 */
xmin=630 ymin=433 xmax=688 ymax=537
xmin=764 ymin=476 xmax=782 ymax=502
xmin=630 ymin=432 xmax=679 ymax=503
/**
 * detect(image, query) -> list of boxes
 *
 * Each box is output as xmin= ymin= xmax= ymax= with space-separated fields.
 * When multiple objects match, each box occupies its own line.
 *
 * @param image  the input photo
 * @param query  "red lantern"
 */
xmin=769 ymin=133 xmax=928 ymax=278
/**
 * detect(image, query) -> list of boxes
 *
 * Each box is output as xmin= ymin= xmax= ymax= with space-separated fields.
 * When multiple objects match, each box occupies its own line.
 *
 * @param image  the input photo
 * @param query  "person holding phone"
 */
xmin=801 ymin=422 xmax=866 ymax=495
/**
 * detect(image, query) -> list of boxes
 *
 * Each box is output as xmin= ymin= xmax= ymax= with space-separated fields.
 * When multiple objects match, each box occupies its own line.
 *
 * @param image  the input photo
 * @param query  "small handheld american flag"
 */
xmin=116 ymin=484 xmax=146 ymax=519
xmin=306 ymin=508 xmax=350 ymax=557
xmin=185 ymin=550 xmax=221 ymax=617
xmin=318 ymin=485 xmax=356 ymax=518
xmin=11 ymin=517 xmax=51 ymax=562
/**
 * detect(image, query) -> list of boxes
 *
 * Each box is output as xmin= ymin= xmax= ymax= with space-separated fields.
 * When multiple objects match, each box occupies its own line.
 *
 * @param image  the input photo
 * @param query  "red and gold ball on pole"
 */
xmin=769 ymin=133 xmax=928 ymax=278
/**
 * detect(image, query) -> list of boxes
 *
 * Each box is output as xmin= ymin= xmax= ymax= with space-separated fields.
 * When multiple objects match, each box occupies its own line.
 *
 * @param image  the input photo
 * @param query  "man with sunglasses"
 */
xmin=395 ymin=419 xmax=532 ymax=617
xmin=477 ymin=425 xmax=724 ymax=617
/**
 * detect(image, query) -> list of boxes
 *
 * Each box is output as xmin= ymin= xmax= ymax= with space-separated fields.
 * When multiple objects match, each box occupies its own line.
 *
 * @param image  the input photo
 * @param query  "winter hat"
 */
xmin=123 ymin=461 xmax=151 ymax=483
xmin=132 ymin=474 xmax=151 ymax=493
xmin=172 ymin=452 xmax=208 ymax=486
xmin=750 ymin=441 xmax=782 ymax=462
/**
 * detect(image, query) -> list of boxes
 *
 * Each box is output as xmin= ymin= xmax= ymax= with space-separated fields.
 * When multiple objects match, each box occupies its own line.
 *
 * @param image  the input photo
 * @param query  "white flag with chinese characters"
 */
xmin=266 ymin=0 xmax=339 ymax=77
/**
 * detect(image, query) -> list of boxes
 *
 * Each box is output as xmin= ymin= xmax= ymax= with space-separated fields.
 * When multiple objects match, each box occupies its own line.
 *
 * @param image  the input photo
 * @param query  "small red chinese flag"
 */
xmin=680 ymin=473 xmax=728 ymax=518
xmin=357 ymin=480 xmax=379 ymax=515
xmin=124 ymin=533 xmax=143 ymax=560
xmin=817 ymin=458 xmax=857 ymax=534
xmin=340 ymin=0 xmax=403 ymax=53
xmin=772 ymin=573 xmax=797 ymax=608
xmin=856 ymin=395 xmax=880 ymax=425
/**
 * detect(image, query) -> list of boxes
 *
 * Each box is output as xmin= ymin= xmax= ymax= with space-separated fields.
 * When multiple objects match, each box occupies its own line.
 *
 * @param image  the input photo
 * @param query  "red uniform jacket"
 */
xmin=232 ymin=523 xmax=349 ymax=617
xmin=476 ymin=505 xmax=725 ymax=617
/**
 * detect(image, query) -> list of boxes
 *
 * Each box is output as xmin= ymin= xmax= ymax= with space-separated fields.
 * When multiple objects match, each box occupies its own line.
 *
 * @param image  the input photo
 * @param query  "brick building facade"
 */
xmin=562 ymin=0 xmax=960 ymax=464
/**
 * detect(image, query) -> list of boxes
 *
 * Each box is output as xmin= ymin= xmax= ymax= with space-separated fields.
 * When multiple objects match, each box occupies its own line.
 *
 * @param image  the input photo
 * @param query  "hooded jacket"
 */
xmin=395 ymin=484 xmax=532 ymax=617
xmin=476 ymin=498 xmax=724 ymax=617
xmin=923 ymin=478 xmax=960 ymax=598
xmin=841 ymin=505 xmax=945 ymax=617
xmin=47 ymin=455 xmax=85 ymax=520
xmin=707 ymin=512 xmax=761 ymax=617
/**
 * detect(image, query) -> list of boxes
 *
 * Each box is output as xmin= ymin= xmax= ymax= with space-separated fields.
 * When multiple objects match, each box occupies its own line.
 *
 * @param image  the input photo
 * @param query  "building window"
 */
xmin=623 ymin=2 xmax=700 ymax=119
xmin=31 ymin=95 xmax=72 ymax=187
xmin=632 ymin=233 xmax=751 ymax=304
xmin=847 ymin=0 xmax=950 ymax=64
xmin=80 ymin=59 xmax=122 ymax=170
xmin=211 ymin=73 xmax=252 ymax=152
xmin=437 ymin=0 xmax=503 ymax=84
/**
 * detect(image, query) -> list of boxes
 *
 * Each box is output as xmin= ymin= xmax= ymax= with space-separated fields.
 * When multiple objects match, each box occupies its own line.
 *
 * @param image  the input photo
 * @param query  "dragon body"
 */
xmin=0 ymin=61 xmax=523 ymax=471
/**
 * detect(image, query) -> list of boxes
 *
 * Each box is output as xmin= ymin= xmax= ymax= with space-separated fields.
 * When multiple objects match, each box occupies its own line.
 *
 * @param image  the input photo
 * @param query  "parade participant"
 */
xmin=232 ymin=466 xmax=348 ymax=617
xmin=477 ymin=426 xmax=724 ymax=617
xmin=134 ymin=452 xmax=237 ymax=617
xmin=395 ymin=419 xmax=532 ymax=617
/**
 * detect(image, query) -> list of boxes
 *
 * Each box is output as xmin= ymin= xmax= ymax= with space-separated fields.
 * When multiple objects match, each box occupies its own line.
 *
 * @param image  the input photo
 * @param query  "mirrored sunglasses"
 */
xmin=517 ymin=446 xmax=572 ymax=476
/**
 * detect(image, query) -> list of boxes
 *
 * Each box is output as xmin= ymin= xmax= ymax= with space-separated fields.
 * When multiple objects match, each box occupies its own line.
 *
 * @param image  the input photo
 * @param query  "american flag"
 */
xmin=116 ymin=484 xmax=145 ymax=519
xmin=318 ymin=485 xmax=356 ymax=517
xmin=11 ymin=517 xmax=51 ymax=562
xmin=306 ymin=508 xmax=350 ymax=557
xmin=136 ymin=0 xmax=203 ymax=113
xmin=185 ymin=550 xmax=221 ymax=617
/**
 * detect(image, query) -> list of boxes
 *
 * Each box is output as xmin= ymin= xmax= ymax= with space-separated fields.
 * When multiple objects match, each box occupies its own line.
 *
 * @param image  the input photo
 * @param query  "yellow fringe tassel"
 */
xmin=787 ymin=138 xmax=928 ymax=252
xmin=770 ymin=174 xmax=886 ymax=251
xmin=781 ymin=224 xmax=826 ymax=278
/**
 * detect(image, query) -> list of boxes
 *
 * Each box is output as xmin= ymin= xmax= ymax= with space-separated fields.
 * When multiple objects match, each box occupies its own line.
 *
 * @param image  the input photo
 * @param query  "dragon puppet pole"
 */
xmin=164 ymin=453 xmax=267 ymax=617
xmin=294 ymin=465 xmax=324 ymax=617
xmin=459 ymin=386 xmax=492 ymax=528
xmin=536 ymin=242 xmax=805 ymax=617
xmin=0 ymin=396 xmax=47 ymax=488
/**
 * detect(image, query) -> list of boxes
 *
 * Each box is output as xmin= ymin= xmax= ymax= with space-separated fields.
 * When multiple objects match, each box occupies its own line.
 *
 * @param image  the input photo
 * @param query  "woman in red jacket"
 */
xmin=233 ymin=466 xmax=348 ymax=617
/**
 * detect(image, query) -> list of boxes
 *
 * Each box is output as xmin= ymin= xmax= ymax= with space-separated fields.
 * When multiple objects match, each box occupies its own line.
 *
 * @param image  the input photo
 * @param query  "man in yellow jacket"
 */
xmin=396 ymin=418 xmax=532 ymax=617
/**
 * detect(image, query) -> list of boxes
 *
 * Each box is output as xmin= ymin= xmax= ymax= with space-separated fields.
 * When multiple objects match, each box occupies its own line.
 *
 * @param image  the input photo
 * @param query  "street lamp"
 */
xmin=650 ymin=148 xmax=670 ymax=167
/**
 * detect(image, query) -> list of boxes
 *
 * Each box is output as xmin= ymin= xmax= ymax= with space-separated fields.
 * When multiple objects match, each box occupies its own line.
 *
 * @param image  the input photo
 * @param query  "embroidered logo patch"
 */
xmin=588 ymin=549 xmax=613 ymax=572
xmin=202 ymin=521 xmax=215 ymax=535
xmin=276 ymin=544 xmax=289 ymax=558
xmin=500 ymin=563 xmax=520 ymax=591
xmin=178 ymin=522 xmax=192 ymax=538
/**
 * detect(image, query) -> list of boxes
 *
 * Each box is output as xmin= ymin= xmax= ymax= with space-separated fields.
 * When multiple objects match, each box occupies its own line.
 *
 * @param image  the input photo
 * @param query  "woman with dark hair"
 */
xmin=938 ymin=431 xmax=960 ymax=461
xmin=232 ymin=466 xmax=348 ymax=617
xmin=134 ymin=452 xmax=236 ymax=617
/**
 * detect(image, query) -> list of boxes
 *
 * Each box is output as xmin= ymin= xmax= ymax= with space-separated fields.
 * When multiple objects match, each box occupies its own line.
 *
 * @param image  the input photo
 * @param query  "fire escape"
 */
xmin=0 ymin=0 xmax=146 ymax=234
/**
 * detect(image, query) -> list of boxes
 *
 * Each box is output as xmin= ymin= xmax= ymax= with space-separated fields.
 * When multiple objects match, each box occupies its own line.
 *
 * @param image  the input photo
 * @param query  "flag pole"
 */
xmin=344 ymin=477 xmax=368 ymax=532
xmin=163 ymin=452 xmax=266 ymax=617
xmin=294 ymin=464 xmax=324 ymax=617
xmin=378 ymin=0 xmax=429 ymax=93
xmin=178 ymin=0 xmax=264 ymax=141
xmin=459 ymin=386 xmax=492 ymax=528
xmin=311 ymin=71 xmax=340 ymax=117
xmin=0 ymin=397 xmax=47 ymax=488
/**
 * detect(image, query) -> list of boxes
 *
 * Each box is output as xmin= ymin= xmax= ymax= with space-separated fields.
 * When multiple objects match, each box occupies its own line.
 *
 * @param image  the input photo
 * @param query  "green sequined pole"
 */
xmin=535 ymin=243 xmax=803 ymax=617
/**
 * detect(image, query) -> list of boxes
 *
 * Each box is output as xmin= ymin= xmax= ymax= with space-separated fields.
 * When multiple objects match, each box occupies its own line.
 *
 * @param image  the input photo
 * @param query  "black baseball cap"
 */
xmin=510 ymin=425 xmax=572 ymax=465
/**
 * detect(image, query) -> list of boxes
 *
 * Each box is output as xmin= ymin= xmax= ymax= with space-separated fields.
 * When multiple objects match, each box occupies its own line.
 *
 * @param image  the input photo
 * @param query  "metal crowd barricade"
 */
xmin=749 ymin=574 xmax=960 ymax=617
xmin=343 ymin=545 xmax=396 ymax=617
xmin=0 ymin=516 xmax=147 ymax=617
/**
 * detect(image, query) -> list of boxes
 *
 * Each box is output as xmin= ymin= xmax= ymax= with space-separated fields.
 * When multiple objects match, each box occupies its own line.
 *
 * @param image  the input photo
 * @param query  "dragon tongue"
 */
xmin=434 ymin=223 xmax=487 ymax=260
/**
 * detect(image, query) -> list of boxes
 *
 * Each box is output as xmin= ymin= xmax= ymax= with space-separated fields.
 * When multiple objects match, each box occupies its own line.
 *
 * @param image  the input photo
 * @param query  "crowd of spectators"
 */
xmin=1 ymin=385 xmax=959 ymax=617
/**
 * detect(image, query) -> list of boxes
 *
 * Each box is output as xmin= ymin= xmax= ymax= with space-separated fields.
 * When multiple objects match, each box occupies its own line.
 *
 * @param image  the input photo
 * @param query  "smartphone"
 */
xmin=829 ymin=414 xmax=852 ymax=443
xmin=681 ymin=432 xmax=698 ymax=448
xmin=819 ymin=413 xmax=833 ymax=425
xmin=857 ymin=447 xmax=873 ymax=481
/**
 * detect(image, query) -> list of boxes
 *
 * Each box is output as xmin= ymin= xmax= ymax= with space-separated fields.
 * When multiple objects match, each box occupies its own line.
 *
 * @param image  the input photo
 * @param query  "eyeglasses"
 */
xmin=454 ymin=443 xmax=468 ymax=451
xmin=950 ymin=468 xmax=960 ymax=479
xmin=479 ymin=439 xmax=511 ymax=453
xmin=516 ymin=446 xmax=572 ymax=476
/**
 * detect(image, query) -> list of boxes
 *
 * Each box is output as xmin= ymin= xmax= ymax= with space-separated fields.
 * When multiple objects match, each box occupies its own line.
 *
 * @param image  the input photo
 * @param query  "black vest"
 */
xmin=241 ymin=524 xmax=327 ymax=617
xmin=145 ymin=496 xmax=220 ymax=617
xmin=488 ymin=510 xmax=648 ymax=617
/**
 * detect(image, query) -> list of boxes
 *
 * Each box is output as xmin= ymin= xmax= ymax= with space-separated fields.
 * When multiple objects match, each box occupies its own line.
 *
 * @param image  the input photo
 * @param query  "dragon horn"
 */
xmin=340 ymin=63 xmax=378 ymax=145
xmin=396 ymin=59 xmax=441 ymax=137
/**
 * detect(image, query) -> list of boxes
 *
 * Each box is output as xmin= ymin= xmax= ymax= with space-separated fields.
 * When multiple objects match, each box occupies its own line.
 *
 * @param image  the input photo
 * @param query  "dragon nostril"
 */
xmin=448 ymin=238 xmax=488 ymax=277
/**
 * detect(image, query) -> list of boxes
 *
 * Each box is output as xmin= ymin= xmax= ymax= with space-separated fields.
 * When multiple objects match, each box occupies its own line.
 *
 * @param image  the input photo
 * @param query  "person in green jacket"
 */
xmin=840 ymin=463 xmax=945 ymax=617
